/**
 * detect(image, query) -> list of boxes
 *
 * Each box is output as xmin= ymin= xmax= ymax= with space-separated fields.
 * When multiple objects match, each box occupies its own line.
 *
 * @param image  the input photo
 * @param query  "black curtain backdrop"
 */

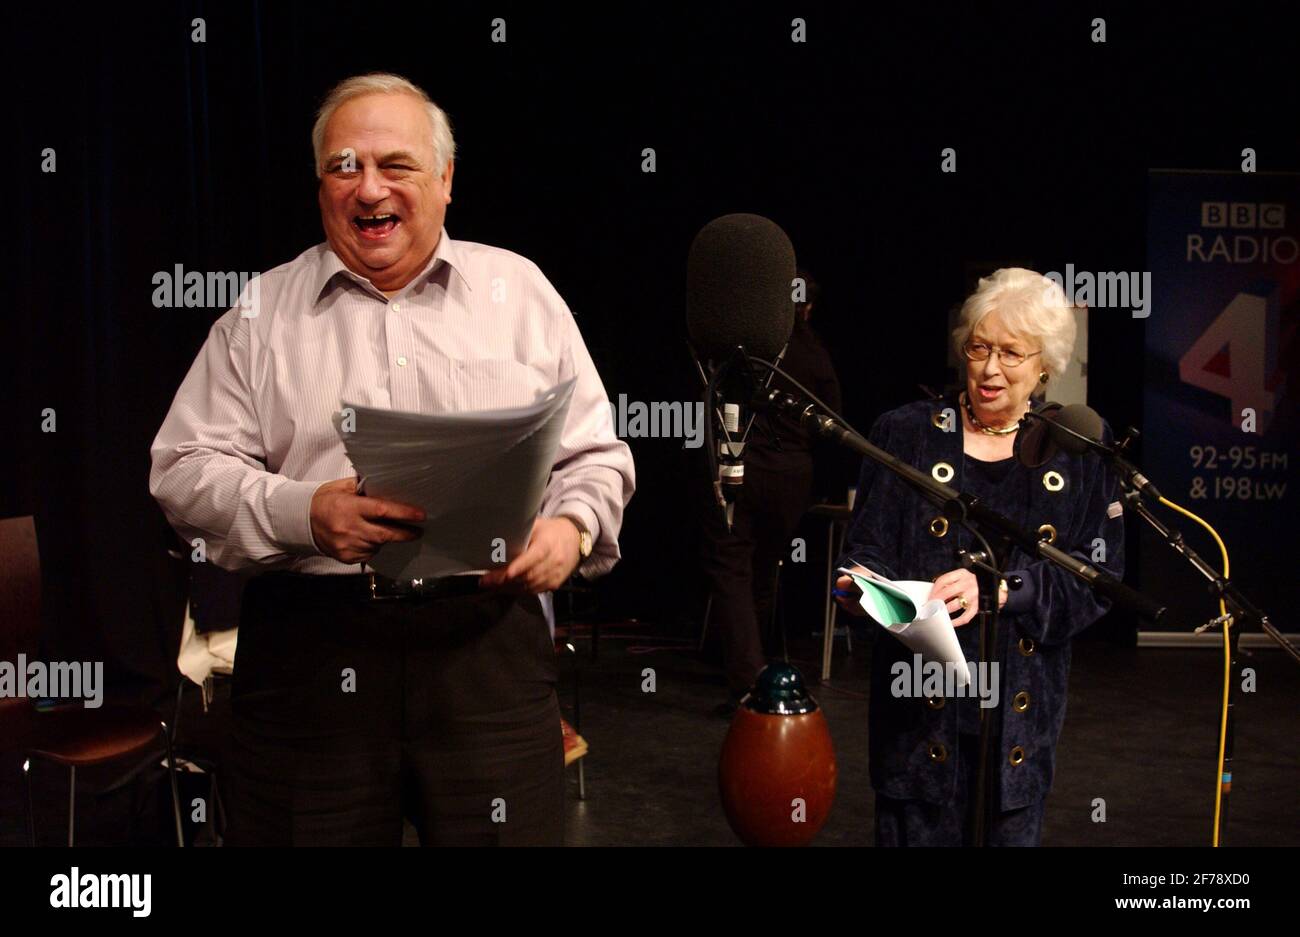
xmin=5 ymin=2 xmax=1298 ymax=704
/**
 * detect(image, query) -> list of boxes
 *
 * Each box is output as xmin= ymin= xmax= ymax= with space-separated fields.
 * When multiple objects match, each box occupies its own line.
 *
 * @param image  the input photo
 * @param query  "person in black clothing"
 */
xmin=696 ymin=268 xmax=842 ymax=710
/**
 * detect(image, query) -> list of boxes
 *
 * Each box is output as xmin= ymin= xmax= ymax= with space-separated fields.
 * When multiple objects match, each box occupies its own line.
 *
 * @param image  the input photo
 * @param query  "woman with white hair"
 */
xmin=834 ymin=268 xmax=1125 ymax=846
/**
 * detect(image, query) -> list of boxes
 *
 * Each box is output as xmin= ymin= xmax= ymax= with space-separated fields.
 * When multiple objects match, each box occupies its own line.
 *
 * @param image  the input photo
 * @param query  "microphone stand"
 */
xmin=958 ymin=544 xmax=1012 ymax=847
xmin=1024 ymin=412 xmax=1293 ymax=657
xmin=689 ymin=342 xmax=787 ymax=531
xmin=1021 ymin=412 xmax=1295 ymax=844
xmin=737 ymin=358 xmax=1165 ymax=846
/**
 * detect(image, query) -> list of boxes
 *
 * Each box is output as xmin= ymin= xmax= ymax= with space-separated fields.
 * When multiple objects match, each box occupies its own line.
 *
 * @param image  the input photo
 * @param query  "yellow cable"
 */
xmin=1157 ymin=495 xmax=1230 ymax=847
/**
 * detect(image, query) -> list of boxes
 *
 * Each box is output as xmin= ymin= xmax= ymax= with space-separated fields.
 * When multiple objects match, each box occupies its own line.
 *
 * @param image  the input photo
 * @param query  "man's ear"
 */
xmin=442 ymin=159 xmax=455 ymax=202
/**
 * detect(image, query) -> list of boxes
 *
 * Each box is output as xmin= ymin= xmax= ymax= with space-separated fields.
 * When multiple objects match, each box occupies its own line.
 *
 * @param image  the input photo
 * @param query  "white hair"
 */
xmin=311 ymin=73 xmax=455 ymax=178
xmin=952 ymin=267 xmax=1077 ymax=390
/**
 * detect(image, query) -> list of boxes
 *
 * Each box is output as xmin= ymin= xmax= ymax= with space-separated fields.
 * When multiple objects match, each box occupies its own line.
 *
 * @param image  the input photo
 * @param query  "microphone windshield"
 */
xmin=1053 ymin=404 xmax=1104 ymax=455
xmin=686 ymin=213 xmax=796 ymax=360
xmin=1015 ymin=402 xmax=1063 ymax=468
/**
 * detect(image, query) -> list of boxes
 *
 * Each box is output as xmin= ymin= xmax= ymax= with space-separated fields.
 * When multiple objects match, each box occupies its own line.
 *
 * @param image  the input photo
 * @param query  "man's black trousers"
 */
xmin=224 ymin=573 xmax=564 ymax=845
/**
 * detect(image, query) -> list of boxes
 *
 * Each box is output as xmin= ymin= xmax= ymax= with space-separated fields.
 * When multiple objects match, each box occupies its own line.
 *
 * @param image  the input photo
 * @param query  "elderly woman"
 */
xmin=835 ymin=268 xmax=1124 ymax=846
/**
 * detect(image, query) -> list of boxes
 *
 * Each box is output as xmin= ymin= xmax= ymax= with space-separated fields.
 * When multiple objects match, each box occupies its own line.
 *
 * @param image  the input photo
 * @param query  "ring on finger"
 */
xmin=958 ymin=594 xmax=969 ymax=610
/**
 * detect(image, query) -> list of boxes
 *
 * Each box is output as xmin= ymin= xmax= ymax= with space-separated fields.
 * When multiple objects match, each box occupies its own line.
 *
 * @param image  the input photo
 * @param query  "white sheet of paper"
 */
xmin=839 ymin=565 xmax=971 ymax=687
xmin=336 ymin=379 xmax=576 ymax=580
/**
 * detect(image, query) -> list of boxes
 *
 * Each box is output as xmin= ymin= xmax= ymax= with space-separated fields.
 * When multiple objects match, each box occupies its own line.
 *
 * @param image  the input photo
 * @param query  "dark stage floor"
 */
xmin=555 ymin=625 xmax=1299 ymax=847
xmin=2 ymin=625 xmax=1296 ymax=847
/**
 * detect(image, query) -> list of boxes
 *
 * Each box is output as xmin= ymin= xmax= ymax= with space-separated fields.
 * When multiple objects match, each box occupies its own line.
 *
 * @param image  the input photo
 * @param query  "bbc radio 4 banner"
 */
xmin=1143 ymin=171 xmax=1298 ymax=633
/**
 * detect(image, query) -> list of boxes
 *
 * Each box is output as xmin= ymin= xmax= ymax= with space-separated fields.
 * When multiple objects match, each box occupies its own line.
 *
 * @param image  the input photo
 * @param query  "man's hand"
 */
xmin=309 ymin=477 xmax=426 ymax=565
xmin=479 ymin=517 xmax=582 ymax=594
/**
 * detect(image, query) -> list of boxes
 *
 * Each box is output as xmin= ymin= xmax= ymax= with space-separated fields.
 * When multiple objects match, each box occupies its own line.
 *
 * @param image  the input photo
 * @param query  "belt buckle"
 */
xmin=367 ymin=571 xmax=478 ymax=602
xmin=367 ymin=571 xmax=427 ymax=602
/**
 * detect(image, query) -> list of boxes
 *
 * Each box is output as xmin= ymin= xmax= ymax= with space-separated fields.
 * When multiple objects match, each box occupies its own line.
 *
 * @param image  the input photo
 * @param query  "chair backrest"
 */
xmin=0 ymin=516 xmax=42 ymax=663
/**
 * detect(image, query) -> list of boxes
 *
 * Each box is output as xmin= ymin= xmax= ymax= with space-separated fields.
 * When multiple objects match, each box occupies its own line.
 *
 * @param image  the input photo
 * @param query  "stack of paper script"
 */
xmin=838 ymin=565 xmax=971 ymax=687
xmin=334 ymin=379 xmax=576 ymax=580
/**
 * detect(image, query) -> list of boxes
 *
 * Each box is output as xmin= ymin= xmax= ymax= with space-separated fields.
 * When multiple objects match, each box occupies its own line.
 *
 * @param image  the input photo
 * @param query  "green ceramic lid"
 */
xmin=741 ymin=662 xmax=819 ymax=715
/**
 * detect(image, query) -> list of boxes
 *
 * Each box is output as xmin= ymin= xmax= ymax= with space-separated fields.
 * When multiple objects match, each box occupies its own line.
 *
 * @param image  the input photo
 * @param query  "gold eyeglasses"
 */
xmin=962 ymin=341 xmax=1042 ymax=368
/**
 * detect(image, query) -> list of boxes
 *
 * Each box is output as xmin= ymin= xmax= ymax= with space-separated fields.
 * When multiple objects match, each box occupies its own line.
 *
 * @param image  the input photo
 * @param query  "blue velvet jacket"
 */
xmin=837 ymin=396 xmax=1125 ymax=810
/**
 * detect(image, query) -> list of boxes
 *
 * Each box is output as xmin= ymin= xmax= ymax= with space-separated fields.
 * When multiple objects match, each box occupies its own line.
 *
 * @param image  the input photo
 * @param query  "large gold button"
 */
xmin=925 ymin=696 xmax=945 ymax=710
xmin=1043 ymin=470 xmax=1065 ymax=492
xmin=1037 ymin=523 xmax=1057 ymax=544
xmin=1013 ymin=691 xmax=1030 ymax=712
xmin=931 ymin=462 xmax=955 ymax=483
xmin=1008 ymin=746 xmax=1026 ymax=766
xmin=1018 ymin=637 xmax=1036 ymax=656
xmin=929 ymin=516 xmax=949 ymax=538
xmin=928 ymin=743 xmax=948 ymax=763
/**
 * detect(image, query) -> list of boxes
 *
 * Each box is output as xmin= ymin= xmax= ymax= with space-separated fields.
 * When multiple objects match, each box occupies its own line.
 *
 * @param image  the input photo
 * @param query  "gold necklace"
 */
xmin=961 ymin=391 xmax=1022 ymax=436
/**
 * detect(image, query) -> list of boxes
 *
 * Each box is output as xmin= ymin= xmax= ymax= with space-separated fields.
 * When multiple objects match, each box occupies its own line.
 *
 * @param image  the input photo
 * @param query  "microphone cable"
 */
xmin=1155 ymin=494 xmax=1232 ymax=848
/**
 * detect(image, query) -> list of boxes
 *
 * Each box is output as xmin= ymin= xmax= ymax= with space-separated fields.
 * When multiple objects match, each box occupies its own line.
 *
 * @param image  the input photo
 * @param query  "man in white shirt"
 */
xmin=150 ymin=73 xmax=634 ymax=845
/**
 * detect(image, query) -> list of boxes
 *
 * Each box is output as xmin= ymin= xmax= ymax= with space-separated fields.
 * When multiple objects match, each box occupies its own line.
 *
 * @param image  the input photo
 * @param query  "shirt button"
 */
xmin=397 ymin=356 xmax=408 ymax=367
xmin=392 ymin=303 xmax=401 ymax=312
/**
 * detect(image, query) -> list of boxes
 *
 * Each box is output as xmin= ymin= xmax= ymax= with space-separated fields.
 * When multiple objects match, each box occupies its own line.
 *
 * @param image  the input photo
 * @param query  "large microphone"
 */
xmin=686 ymin=213 xmax=796 ymax=360
xmin=1020 ymin=403 xmax=1162 ymax=500
xmin=1014 ymin=401 xmax=1065 ymax=468
xmin=1015 ymin=401 xmax=1094 ymax=467
xmin=686 ymin=214 xmax=797 ymax=526
xmin=1050 ymin=404 xmax=1104 ymax=453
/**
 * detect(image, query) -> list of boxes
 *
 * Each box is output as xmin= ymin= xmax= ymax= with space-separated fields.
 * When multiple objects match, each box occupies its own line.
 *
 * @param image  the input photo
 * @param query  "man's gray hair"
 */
xmin=312 ymin=73 xmax=455 ymax=178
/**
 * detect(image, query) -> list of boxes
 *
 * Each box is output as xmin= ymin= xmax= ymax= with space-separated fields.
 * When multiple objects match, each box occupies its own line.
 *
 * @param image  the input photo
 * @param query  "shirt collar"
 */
xmin=313 ymin=226 xmax=471 ymax=304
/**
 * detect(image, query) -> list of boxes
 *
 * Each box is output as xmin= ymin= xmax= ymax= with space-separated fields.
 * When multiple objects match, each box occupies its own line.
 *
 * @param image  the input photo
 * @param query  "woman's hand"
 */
xmin=928 ymin=569 xmax=980 ymax=627
xmin=833 ymin=571 xmax=867 ymax=616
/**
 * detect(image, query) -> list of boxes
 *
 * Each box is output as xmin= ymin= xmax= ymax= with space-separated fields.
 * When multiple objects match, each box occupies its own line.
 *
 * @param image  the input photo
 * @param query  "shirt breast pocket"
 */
xmin=440 ymin=358 xmax=555 ymax=411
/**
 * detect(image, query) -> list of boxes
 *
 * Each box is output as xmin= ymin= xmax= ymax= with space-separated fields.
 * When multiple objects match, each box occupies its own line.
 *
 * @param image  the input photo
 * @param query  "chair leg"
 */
xmin=568 ymin=642 xmax=588 ymax=801
xmin=68 ymin=766 xmax=76 ymax=847
xmin=210 ymin=772 xmax=227 ymax=845
xmin=835 ymin=522 xmax=851 ymax=654
xmin=171 ymin=678 xmax=186 ymax=748
xmin=22 ymin=757 xmax=35 ymax=847
xmin=772 ymin=560 xmax=787 ymax=663
xmin=572 ymin=653 xmax=581 ymax=734
xmin=697 ymin=594 xmax=713 ymax=653
xmin=160 ymin=723 xmax=185 ymax=847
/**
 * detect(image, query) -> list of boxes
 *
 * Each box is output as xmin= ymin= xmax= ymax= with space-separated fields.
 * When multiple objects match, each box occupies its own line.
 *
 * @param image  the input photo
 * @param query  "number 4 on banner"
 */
xmin=1177 ymin=288 xmax=1280 ymax=433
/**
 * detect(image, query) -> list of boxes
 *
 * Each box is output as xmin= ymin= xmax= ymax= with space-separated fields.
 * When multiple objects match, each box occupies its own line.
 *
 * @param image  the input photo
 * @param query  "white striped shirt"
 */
xmin=149 ymin=228 xmax=634 ymax=578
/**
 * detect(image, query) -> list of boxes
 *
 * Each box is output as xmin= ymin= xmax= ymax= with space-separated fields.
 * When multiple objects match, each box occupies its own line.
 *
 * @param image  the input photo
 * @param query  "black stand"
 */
xmin=957 ymin=546 xmax=1012 ymax=845
xmin=1119 ymin=476 xmax=1295 ymax=846
xmin=1022 ymin=413 xmax=1297 ymax=844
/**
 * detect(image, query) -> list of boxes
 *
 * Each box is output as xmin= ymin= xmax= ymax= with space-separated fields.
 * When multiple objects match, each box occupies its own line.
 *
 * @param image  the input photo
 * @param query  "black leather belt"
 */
xmin=365 ymin=572 xmax=484 ymax=602
xmin=254 ymin=571 xmax=485 ymax=603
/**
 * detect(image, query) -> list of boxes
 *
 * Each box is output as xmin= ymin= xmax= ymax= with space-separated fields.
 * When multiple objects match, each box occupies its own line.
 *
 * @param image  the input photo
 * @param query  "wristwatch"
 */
xmin=560 ymin=514 xmax=593 ymax=561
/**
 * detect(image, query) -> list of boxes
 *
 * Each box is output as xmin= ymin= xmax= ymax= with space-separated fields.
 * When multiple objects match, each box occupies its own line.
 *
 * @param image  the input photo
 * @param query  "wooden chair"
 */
xmin=0 ymin=516 xmax=184 ymax=846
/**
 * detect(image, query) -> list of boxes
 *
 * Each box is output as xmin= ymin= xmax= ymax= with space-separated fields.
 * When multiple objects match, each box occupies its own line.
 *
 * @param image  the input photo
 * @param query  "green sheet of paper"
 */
xmin=844 ymin=571 xmax=917 ymax=626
